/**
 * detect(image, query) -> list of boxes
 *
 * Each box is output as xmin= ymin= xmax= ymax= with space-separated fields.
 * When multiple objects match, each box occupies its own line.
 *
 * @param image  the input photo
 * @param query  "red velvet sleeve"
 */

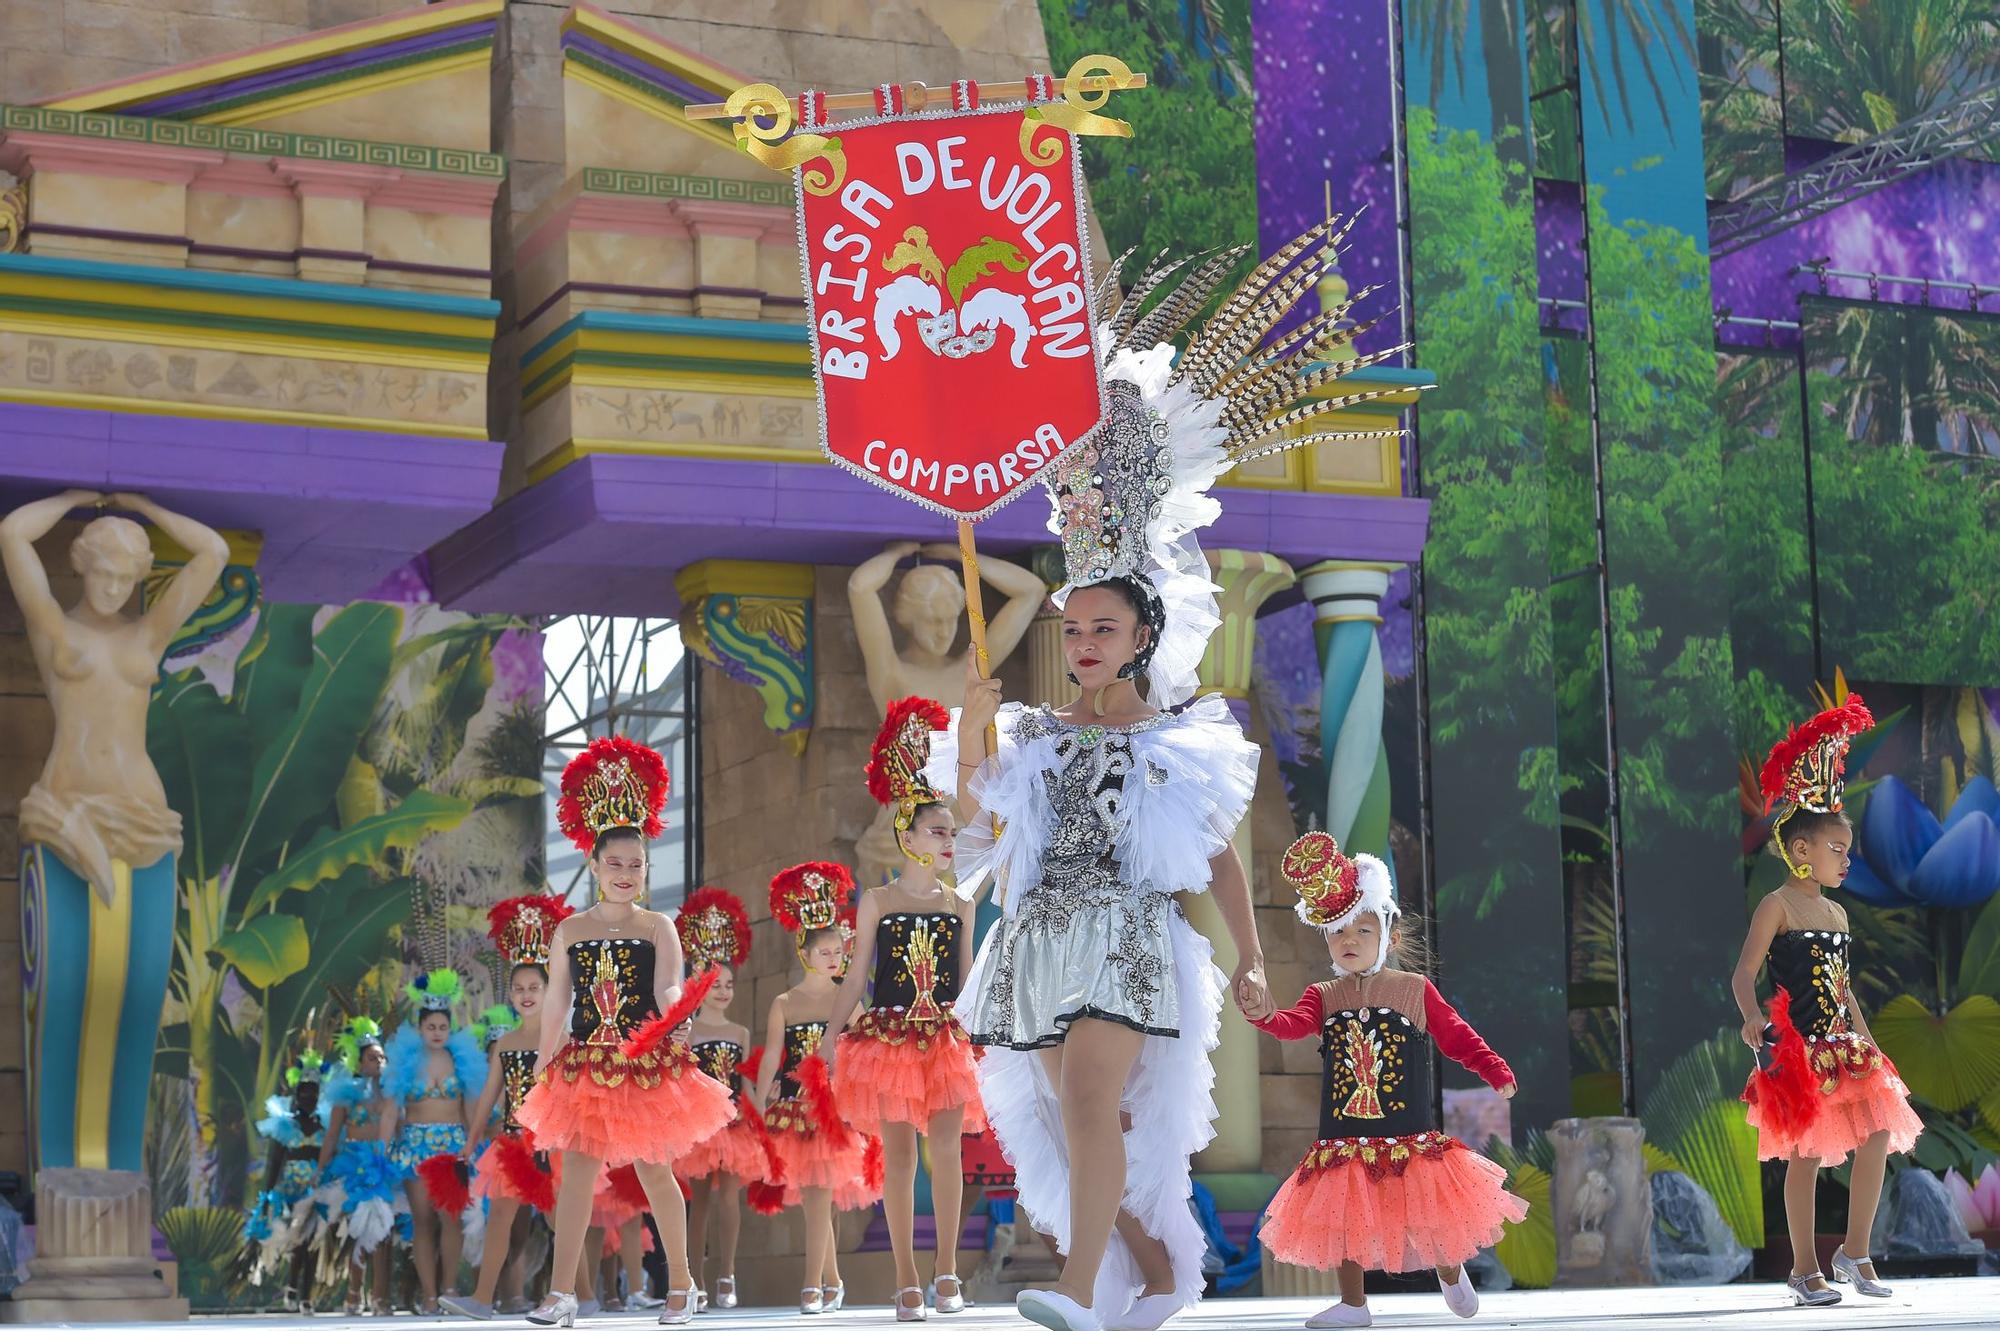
xmin=1424 ymin=980 xmax=1514 ymax=1090
xmin=1249 ymin=984 xmax=1323 ymax=1041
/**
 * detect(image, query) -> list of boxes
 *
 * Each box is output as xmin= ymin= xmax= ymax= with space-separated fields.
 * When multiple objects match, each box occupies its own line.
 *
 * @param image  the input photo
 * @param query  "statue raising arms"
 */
xmin=846 ymin=540 xmax=1046 ymax=715
xmin=1 ymin=488 xmax=227 ymax=1174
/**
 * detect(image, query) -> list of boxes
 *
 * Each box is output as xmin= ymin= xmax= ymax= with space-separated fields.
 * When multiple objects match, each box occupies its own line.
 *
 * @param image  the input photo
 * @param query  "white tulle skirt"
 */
xmin=960 ymin=904 xmax=1222 ymax=1325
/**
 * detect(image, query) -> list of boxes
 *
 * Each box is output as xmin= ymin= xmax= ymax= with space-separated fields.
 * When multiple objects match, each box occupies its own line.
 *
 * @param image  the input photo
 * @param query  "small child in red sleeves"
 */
xmin=1252 ymin=833 xmax=1526 ymax=1328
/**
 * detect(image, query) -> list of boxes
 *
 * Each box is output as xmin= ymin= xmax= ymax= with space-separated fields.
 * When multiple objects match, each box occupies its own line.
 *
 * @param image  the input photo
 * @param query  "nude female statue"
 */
xmin=2 ymin=488 xmax=226 ymax=1173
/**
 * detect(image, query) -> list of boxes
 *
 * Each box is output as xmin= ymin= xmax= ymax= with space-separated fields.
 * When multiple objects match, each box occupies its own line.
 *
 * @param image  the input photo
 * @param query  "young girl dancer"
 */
xmin=246 ymin=1049 xmax=331 ymax=1308
xmin=515 ymin=735 xmax=734 ymax=1327
xmin=826 ymin=697 xmax=983 ymax=1321
xmin=1735 ymin=696 xmax=1922 ymax=1306
xmin=319 ymin=1017 xmax=402 ymax=1315
xmin=757 ymin=862 xmax=869 ymax=1315
xmin=442 ymin=895 xmax=572 ymax=1320
xmin=386 ymin=970 xmax=486 ymax=1312
xmin=1252 ymin=833 xmax=1524 ymax=1328
xmin=675 ymin=887 xmax=769 ymax=1311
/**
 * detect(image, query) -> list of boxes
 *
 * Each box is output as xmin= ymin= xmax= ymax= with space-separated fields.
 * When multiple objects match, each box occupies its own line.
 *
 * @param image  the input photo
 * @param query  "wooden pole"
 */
xmin=683 ymin=73 xmax=1148 ymax=121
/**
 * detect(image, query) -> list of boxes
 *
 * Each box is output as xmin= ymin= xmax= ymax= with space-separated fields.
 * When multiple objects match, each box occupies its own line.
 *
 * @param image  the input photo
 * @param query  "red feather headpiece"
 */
xmin=865 ymin=697 xmax=951 ymax=829
xmin=1759 ymin=696 xmax=1874 ymax=815
xmin=676 ymin=887 xmax=751 ymax=971
xmin=769 ymin=862 xmax=854 ymax=935
xmin=486 ymin=893 xmax=574 ymax=967
xmin=556 ymin=735 xmax=669 ymax=853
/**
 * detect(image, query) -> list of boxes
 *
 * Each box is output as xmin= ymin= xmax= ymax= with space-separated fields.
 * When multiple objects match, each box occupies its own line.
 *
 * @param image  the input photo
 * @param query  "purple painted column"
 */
xmin=1252 ymin=0 xmax=1408 ymax=355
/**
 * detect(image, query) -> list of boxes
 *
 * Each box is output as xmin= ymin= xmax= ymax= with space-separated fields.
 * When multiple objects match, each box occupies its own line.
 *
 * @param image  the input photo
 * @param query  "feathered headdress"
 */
xmin=486 ymin=893 xmax=573 ymax=967
xmin=677 ymin=887 xmax=752 ymax=972
xmin=866 ymin=697 xmax=951 ymax=852
xmin=472 ymin=1003 xmax=518 ymax=1050
xmin=1047 ymin=217 xmax=1421 ymax=707
xmin=556 ymin=735 xmax=670 ymax=853
xmin=1760 ymin=695 xmax=1873 ymax=877
xmin=1282 ymin=831 xmax=1398 ymax=976
xmin=333 ymin=1016 xmax=383 ymax=1072
xmin=284 ymin=1048 xmax=330 ymax=1089
xmin=405 ymin=968 xmax=464 ymax=1017
xmin=770 ymin=862 xmax=856 ymax=966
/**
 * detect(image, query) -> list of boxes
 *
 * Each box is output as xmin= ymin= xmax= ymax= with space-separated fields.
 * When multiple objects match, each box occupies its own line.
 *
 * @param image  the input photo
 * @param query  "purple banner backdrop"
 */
xmin=1251 ymin=0 xmax=1408 ymax=354
xmin=1712 ymin=155 xmax=2000 ymax=349
xmin=1537 ymin=178 xmax=1587 ymax=330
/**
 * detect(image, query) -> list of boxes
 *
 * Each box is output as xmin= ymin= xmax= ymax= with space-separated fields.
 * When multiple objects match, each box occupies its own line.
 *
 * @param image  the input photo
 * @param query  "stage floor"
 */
xmin=105 ymin=1281 xmax=1994 ymax=1330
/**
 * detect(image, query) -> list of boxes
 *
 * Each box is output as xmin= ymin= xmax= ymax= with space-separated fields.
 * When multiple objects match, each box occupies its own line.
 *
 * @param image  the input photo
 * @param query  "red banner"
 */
xmin=796 ymin=105 xmax=1106 ymax=520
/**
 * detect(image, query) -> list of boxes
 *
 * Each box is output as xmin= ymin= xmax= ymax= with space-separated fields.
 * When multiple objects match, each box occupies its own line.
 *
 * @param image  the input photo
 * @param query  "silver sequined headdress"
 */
xmin=1047 ymin=216 xmax=1420 ymax=706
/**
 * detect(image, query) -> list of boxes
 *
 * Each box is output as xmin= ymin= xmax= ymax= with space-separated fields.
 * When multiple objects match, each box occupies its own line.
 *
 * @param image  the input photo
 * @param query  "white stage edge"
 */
xmin=42 ymin=1281 xmax=1996 ymax=1331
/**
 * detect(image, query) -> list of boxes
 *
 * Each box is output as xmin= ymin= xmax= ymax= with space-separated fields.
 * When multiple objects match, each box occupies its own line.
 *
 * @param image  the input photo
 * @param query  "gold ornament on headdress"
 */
xmin=866 ymin=697 xmax=951 ymax=864
xmin=1759 ymin=696 xmax=1874 ymax=879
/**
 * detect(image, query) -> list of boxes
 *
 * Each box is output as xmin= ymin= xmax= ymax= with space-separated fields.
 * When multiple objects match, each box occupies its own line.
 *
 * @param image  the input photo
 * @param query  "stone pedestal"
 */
xmin=1550 ymin=1118 xmax=1653 ymax=1288
xmin=0 ymin=1168 xmax=187 ymax=1322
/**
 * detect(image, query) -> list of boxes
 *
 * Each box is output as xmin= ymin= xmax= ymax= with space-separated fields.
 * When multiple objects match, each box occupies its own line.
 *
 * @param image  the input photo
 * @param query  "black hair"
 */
xmin=592 ymin=826 xmax=647 ymax=857
xmin=1771 ymin=807 xmax=1852 ymax=862
xmin=417 ymin=1008 xmax=451 ymax=1029
xmin=510 ymin=961 xmax=550 ymax=984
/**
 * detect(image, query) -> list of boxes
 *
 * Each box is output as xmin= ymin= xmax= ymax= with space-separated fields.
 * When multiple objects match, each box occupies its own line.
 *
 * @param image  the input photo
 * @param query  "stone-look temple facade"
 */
xmin=0 ymin=0 xmax=1428 ymax=1303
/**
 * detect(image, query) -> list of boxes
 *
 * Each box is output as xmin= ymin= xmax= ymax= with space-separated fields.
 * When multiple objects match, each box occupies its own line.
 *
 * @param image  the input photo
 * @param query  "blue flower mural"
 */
xmin=1848 ymin=775 xmax=2000 ymax=909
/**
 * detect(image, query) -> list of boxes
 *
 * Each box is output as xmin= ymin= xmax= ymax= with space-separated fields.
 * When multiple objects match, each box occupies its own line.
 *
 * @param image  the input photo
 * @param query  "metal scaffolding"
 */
xmin=1710 ymin=81 xmax=2000 ymax=257
xmin=541 ymin=614 xmax=700 ymax=908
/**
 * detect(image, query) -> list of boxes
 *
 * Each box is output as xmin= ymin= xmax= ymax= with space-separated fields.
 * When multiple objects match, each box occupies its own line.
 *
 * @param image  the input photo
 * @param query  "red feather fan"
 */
xmin=735 ymin=1092 xmax=787 ymax=1186
xmin=769 ymin=863 xmax=855 ymax=933
xmin=606 ymin=1164 xmax=648 ymax=1212
xmin=792 ymin=1053 xmax=851 ymax=1144
xmin=865 ymin=696 xmax=951 ymax=805
xmin=556 ymin=735 xmax=671 ymax=852
xmin=489 ymin=1132 xmax=556 ymax=1212
xmin=861 ymin=1135 xmax=885 ymax=1192
xmin=1759 ymin=697 xmax=1874 ymax=812
xmin=1740 ymin=986 xmax=1820 ymax=1139
xmin=415 ymin=1153 xmax=472 ymax=1216
xmin=738 ymin=1045 xmax=766 ymax=1084
xmin=747 ymin=1179 xmax=788 ymax=1216
xmin=619 ymin=967 xmax=719 ymax=1060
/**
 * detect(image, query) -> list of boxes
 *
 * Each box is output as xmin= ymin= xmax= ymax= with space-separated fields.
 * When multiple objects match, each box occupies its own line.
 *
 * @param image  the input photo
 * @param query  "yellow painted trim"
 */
xmin=527 ymin=437 xmax=823 ymax=484
xmin=152 ymin=526 xmax=263 ymax=565
xmin=2 ymin=313 xmax=487 ymax=374
xmin=1301 ymin=560 xmax=1402 ymax=576
xmin=569 ymin=366 xmax=815 ymax=397
xmin=46 ymin=0 xmax=504 ymax=111
xmin=75 ymin=858 xmax=132 ymax=1172
xmin=1319 ymin=613 xmax=1385 ymax=626
xmin=564 ymin=63 xmax=736 ymax=145
xmin=0 ymin=272 xmax=492 ymax=342
xmin=585 ymin=329 xmax=809 ymax=365
xmin=565 ymin=6 xmax=743 ymax=93
xmin=0 ymin=386 xmax=489 ymax=436
xmin=190 ymin=50 xmax=492 ymax=129
xmin=676 ymin=558 xmax=814 ymax=602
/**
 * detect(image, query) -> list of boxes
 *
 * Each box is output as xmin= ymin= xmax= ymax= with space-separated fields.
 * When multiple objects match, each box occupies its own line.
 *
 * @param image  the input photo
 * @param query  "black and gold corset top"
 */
xmin=1318 ymin=1004 xmax=1433 ymax=1140
xmin=691 ymin=1039 xmax=744 ymax=1092
xmin=775 ymin=1021 xmax=826 ymax=1101
xmin=869 ymin=912 xmax=963 ymax=1017
xmin=1767 ymin=930 xmax=1854 ymax=1042
xmin=498 ymin=1048 xmax=538 ymax=1129
xmin=566 ymin=937 xmax=658 ymax=1044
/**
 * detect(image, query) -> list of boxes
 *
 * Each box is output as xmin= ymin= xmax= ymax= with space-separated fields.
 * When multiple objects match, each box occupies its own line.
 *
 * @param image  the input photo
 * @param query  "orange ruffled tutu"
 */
xmin=833 ymin=1009 xmax=987 ymax=1133
xmin=1261 ymin=1132 xmax=1528 ymax=1273
xmin=515 ymin=1039 xmax=732 ymax=1169
xmin=677 ymin=1104 xmax=774 ymax=1184
xmin=471 ymin=1129 xmax=559 ymax=1212
xmin=766 ymin=1097 xmax=873 ymax=1208
xmin=1743 ymin=1034 xmax=1923 ymax=1165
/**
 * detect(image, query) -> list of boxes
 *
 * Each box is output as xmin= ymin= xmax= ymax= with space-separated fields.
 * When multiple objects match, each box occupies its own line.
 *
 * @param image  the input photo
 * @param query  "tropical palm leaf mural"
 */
xmin=1873 ymin=993 xmax=2000 ymax=1111
xmin=1639 ymin=1029 xmax=1764 ymax=1246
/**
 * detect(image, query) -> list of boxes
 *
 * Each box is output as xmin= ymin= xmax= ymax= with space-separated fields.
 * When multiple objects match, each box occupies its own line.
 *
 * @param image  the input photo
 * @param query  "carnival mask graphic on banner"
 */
xmin=785 ymin=86 xmax=1110 ymax=520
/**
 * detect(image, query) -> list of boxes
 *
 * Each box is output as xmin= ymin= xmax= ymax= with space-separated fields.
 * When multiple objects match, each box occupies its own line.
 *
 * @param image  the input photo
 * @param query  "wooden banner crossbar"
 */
xmin=682 ymin=72 xmax=1148 ymax=121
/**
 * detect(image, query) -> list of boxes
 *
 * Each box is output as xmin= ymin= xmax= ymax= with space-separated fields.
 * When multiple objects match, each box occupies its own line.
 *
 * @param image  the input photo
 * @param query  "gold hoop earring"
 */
xmin=1790 ymin=861 xmax=1813 ymax=880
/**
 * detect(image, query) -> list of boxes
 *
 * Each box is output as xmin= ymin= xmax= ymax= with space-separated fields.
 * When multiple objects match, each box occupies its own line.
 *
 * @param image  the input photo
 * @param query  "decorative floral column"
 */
xmin=1298 ymin=561 xmax=1396 ymax=857
xmin=675 ymin=560 xmax=815 ymax=755
xmin=1190 ymin=548 xmax=1295 ymax=1173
